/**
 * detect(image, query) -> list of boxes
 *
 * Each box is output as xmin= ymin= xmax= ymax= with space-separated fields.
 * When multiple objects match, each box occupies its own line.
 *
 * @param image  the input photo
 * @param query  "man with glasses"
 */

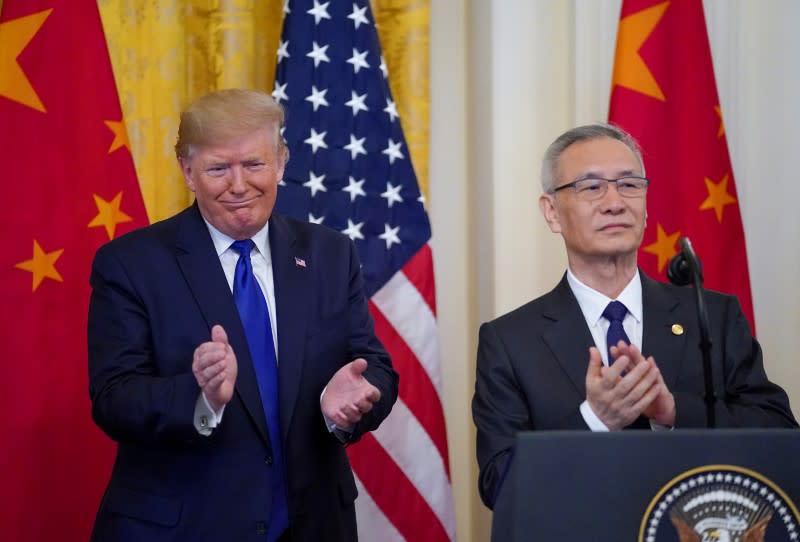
xmin=472 ymin=123 xmax=797 ymax=509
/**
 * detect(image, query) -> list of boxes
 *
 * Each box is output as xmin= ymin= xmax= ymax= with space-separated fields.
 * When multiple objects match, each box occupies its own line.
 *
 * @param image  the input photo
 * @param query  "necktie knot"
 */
xmin=231 ymin=239 xmax=256 ymax=258
xmin=603 ymin=300 xmax=628 ymax=323
xmin=603 ymin=300 xmax=630 ymax=364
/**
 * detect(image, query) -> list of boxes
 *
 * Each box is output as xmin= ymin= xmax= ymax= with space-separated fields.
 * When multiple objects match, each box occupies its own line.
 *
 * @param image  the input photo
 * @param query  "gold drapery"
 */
xmin=97 ymin=0 xmax=429 ymax=223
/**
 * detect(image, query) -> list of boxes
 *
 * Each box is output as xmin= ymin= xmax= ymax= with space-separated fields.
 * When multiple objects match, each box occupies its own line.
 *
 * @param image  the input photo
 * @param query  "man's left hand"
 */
xmin=613 ymin=343 xmax=676 ymax=426
xmin=321 ymin=358 xmax=381 ymax=428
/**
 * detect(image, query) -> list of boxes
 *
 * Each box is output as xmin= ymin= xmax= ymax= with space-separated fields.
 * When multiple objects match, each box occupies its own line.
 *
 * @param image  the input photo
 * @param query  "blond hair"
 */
xmin=175 ymin=89 xmax=289 ymax=163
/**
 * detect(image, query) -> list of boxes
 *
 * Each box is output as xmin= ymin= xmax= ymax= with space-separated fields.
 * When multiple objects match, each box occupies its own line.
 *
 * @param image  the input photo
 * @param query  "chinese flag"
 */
xmin=0 ymin=1 xmax=148 ymax=540
xmin=609 ymin=0 xmax=755 ymax=330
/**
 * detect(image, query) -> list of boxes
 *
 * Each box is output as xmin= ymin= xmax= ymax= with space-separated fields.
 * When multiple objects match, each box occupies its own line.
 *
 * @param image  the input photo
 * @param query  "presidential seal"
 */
xmin=639 ymin=465 xmax=800 ymax=542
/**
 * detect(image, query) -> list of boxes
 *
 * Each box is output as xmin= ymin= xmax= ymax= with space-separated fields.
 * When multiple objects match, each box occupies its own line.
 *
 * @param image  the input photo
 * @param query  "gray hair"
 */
xmin=540 ymin=123 xmax=644 ymax=193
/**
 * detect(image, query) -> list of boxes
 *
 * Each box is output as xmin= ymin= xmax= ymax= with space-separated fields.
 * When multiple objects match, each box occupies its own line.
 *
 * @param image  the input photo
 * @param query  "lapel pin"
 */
xmin=294 ymin=256 xmax=307 ymax=268
xmin=671 ymin=324 xmax=684 ymax=336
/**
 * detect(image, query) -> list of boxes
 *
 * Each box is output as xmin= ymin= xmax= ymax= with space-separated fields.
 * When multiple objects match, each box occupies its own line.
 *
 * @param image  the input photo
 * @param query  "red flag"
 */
xmin=609 ymin=0 xmax=755 ymax=330
xmin=0 ymin=1 xmax=148 ymax=540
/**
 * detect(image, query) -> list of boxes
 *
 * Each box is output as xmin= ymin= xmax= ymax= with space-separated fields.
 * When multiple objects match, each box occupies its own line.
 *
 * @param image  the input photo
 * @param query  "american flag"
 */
xmin=273 ymin=1 xmax=456 ymax=540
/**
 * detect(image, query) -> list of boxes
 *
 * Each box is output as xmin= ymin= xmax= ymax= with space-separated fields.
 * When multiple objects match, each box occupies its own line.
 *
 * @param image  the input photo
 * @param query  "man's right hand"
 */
xmin=192 ymin=324 xmax=238 ymax=411
xmin=585 ymin=343 xmax=661 ymax=430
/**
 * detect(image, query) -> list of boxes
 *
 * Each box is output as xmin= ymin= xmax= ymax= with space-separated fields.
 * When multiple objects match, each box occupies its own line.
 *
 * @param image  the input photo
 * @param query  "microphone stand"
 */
xmin=667 ymin=237 xmax=715 ymax=428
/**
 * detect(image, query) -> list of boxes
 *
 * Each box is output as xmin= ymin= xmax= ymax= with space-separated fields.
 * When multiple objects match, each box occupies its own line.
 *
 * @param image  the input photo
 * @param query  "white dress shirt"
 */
xmin=191 ymin=220 xmax=345 ymax=439
xmin=193 ymin=220 xmax=276 ymax=435
xmin=567 ymin=269 xmax=643 ymax=431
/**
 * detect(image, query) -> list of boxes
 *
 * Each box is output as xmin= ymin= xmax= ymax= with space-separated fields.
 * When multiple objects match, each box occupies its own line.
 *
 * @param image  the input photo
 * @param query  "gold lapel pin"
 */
xmin=671 ymin=324 xmax=684 ymax=336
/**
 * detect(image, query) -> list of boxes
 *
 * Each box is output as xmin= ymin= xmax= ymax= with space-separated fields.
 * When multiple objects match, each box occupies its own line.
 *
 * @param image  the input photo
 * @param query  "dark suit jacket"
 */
xmin=88 ymin=204 xmax=398 ymax=541
xmin=472 ymin=272 xmax=797 ymax=508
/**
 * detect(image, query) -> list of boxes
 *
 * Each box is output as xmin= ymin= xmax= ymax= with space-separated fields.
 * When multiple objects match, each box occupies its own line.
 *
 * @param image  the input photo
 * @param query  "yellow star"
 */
xmin=643 ymin=223 xmax=680 ymax=272
xmin=611 ymin=1 xmax=669 ymax=102
xmin=714 ymin=105 xmax=725 ymax=138
xmin=104 ymin=119 xmax=131 ymax=153
xmin=15 ymin=239 xmax=64 ymax=292
xmin=699 ymin=173 xmax=737 ymax=223
xmin=88 ymin=192 xmax=133 ymax=240
xmin=0 ymin=9 xmax=52 ymax=112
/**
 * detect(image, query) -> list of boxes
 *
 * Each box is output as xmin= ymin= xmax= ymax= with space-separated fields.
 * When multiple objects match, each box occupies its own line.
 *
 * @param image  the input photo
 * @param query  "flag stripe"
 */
xmin=371 ymin=263 xmax=443 ymax=396
xmin=372 ymin=399 xmax=457 ymax=540
xmin=400 ymin=242 xmax=437 ymax=315
xmin=370 ymin=301 xmax=450 ymax=470
xmin=352 ymin=474 xmax=405 ymax=542
xmin=348 ymin=434 xmax=451 ymax=542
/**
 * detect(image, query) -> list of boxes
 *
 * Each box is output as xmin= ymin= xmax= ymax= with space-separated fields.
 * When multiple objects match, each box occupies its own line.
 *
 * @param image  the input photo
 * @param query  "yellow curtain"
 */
xmin=98 ymin=0 xmax=429 ymax=224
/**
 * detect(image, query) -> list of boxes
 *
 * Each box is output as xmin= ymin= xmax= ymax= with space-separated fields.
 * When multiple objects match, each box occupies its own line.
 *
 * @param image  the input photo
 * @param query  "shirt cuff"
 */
xmin=580 ymin=400 xmax=610 ymax=432
xmin=649 ymin=420 xmax=674 ymax=431
xmin=194 ymin=393 xmax=226 ymax=436
xmin=320 ymin=386 xmax=354 ymax=442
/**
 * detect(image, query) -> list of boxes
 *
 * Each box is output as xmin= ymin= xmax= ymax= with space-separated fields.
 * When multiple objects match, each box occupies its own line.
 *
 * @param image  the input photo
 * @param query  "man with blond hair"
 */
xmin=88 ymin=89 xmax=397 ymax=541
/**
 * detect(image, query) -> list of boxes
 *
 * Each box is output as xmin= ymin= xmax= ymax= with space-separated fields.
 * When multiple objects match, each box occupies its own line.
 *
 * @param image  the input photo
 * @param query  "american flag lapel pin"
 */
xmin=294 ymin=256 xmax=307 ymax=268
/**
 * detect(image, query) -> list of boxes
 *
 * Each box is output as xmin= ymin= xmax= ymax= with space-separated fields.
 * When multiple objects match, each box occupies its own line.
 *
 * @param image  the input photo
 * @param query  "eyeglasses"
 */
xmin=550 ymin=176 xmax=650 ymax=200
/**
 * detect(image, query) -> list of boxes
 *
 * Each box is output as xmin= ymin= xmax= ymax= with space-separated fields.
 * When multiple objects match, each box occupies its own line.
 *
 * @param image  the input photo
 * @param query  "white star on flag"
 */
xmin=307 ymin=41 xmax=330 ymax=67
xmin=272 ymin=81 xmax=289 ymax=103
xmin=308 ymin=213 xmax=325 ymax=224
xmin=342 ymin=219 xmax=365 ymax=241
xmin=303 ymin=171 xmax=327 ymax=196
xmin=346 ymin=48 xmax=370 ymax=73
xmin=343 ymin=176 xmax=367 ymax=202
xmin=382 ymin=138 xmax=404 ymax=164
xmin=305 ymin=86 xmax=329 ymax=111
xmin=383 ymin=98 xmax=399 ymax=122
xmin=277 ymin=39 xmax=290 ymax=62
xmin=348 ymin=4 xmax=370 ymax=29
xmin=307 ymin=0 xmax=331 ymax=25
xmin=344 ymin=135 xmax=367 ymax=160
xmin=378 ymin=223 xmax=401 ymax=249
xmin=380 ymin=182 xmax=404 ymax=207
xmin=344 ymin=91 xmax=369 ymax=116
xmin=304 ymin=128 xmax=328 ymax=153
xmin=379 ymin=55 xmax=388 ymax=78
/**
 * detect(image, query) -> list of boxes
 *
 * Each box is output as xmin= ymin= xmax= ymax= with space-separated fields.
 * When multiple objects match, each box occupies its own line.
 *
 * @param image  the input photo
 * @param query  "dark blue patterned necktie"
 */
xmin=603 ymin=300 xmax=631 ymax=365
xmin=231 ymin=239 xmax=288 ymax=541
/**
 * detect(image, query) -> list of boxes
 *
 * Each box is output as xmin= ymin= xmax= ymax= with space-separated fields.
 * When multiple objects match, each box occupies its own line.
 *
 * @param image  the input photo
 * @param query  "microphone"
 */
xmin=664 ymin=236 xmax=715 ymax=428
xmin=667 ymin=237 xmax=703 ymax=286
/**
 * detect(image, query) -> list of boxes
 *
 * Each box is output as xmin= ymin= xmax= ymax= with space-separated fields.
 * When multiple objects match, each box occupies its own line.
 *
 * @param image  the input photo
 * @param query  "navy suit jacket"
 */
xmin=472 ymin=272 xmax=797 ymax=508
xmin=88 ymin=204 xmax=397 ymax=541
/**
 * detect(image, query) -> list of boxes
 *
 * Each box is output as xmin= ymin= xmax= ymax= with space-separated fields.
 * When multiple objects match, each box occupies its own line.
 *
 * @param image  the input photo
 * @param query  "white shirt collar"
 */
xmin=203 ymin=219 xmax=271 ymax=259
xmin=566 ymin=268 xmax=642 ymax=326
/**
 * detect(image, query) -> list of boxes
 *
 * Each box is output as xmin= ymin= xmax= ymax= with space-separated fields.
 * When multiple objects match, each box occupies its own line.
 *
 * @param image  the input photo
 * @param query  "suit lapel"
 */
xmin=269 ymin=215 xmax=312 ymax=440
xmin=640 ymin=272 xmax=687 ymax=389
xmin=173 ymin=204 xmax=270 ymax=445
xmin=540 ymin=275 xmax=596 ymax=398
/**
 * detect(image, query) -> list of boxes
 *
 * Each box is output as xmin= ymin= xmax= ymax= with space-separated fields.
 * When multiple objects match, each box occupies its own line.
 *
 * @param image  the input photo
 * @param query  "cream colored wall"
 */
xmin=430 ymin=1 xmax=800 ymax=540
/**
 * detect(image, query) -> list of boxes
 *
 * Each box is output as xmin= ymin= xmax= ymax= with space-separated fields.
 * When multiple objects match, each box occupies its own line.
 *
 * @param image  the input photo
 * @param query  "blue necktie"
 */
xmin=231 ymin=239 xmax=288 ymax=541
xmin=603 ymin=300 xmax=631 ymax=365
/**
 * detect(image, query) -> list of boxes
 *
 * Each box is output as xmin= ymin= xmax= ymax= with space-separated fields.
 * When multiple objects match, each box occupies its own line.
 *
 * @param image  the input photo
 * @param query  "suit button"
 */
xmin=265 ymin=455 xmax=273 ymax=465
xmin=256 ymin=521 xmax=266 ymax=535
